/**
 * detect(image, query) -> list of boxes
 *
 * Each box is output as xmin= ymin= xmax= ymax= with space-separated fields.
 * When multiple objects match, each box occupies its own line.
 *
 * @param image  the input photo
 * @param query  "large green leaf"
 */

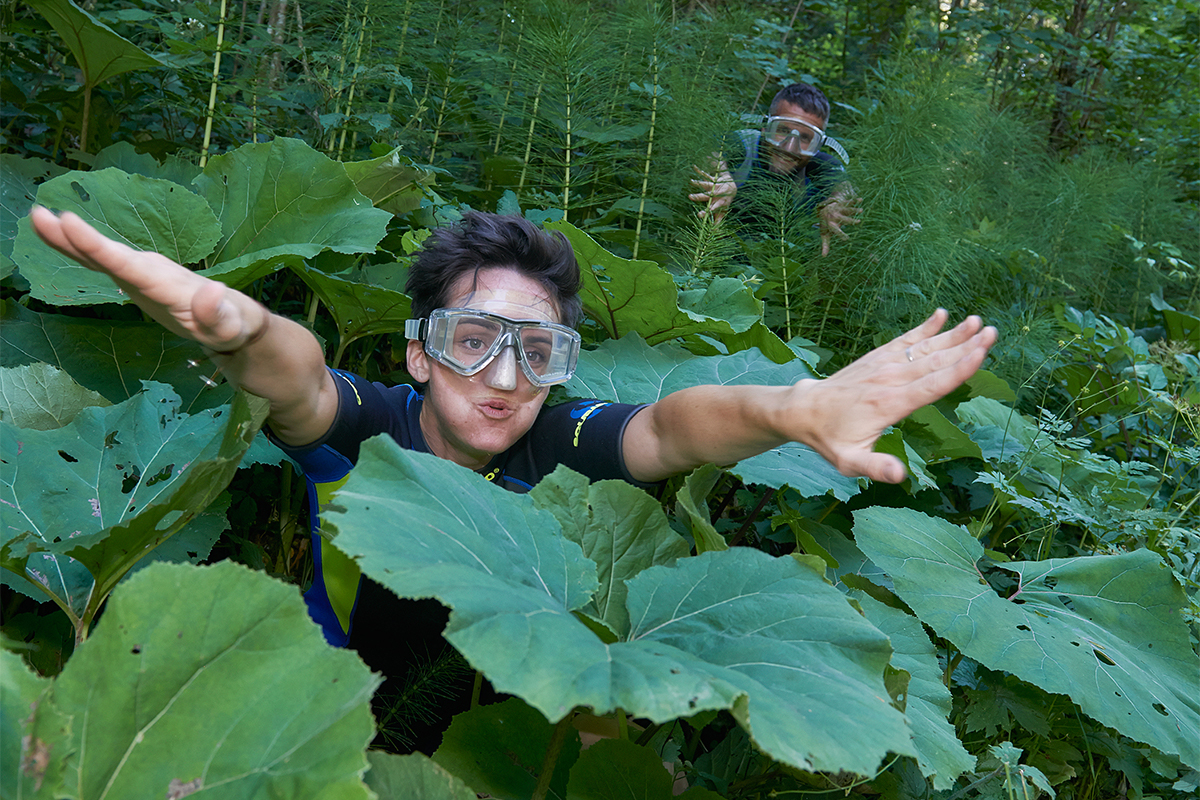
xmin=13 ymin=168 xmax=223 ymax=306
xmin=567 ymin=738 xmax=724 ymax=800
xmin=327 ymin=441 xmax=912 ymax=776
xmin=194 ymin=138 xmax=392 ymax=286
xmin=433 ymin=698 xmax=580 ymax=800
xmin=0 ymin=300 xmax=219 ymax=411
xmin=366 ymin=751 xmax=478 ymax=800
xmin=1 ymin=649 xmax=71 ymax=800
xmin=531 ymin=466 xmax=690 ymax=639
xmin=853 ymin=506 xmax=1200 ymax=769
xmin=675 ymin=463 xmax=729 ymax=554
xmin=343 ymin=147 xmax=437 ymax=216
xmin=2 ymin=156 xmax=66 ymax=278
xmin=30 ymin=0 xmax=164 ymax=89
xmin=0 ymin=363 xmax=111 ymax=430
xmin=548 ymin=221 xmax=761 ymax=344
xmin=37 ymin=561 xmax=379 ymax=799
xmin=853 ymin=593 xmax=974 ymax=790
xmin=91 ymin=141 xmax=201 ymax=187
xmin=292 ymin=264 xmax=412 ymax=362
xmin=566 ymin=335 xmax=860 ymax=499
xmin=0 ymin=385 xmax=267 ymax=619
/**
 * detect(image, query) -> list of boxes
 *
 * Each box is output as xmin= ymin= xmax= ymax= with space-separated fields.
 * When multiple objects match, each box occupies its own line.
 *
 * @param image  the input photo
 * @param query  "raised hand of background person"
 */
xmin=817 ymin=185 xmax=862 ymax=256
xmin=29 ymin=206 xmax=337 ymax=444
xmin=687 ymin=159 xmax=736 ymax=223
xmin=30 ymin=206 xmax=267 ymax=353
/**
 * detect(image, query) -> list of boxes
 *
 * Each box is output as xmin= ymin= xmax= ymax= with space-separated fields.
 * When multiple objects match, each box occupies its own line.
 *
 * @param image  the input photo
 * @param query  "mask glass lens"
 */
xmin=416 ymin=309 xmax=580 ymax=386
xmin=763 ymin=116 xmax=824 ymax=156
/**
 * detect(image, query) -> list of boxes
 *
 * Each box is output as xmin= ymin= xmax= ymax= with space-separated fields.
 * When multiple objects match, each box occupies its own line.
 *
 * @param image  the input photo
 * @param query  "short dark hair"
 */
xmin=406 ymin=212 xmax=583 ymax=328
xmin=769 ymin=83 xmax=830 ymax=123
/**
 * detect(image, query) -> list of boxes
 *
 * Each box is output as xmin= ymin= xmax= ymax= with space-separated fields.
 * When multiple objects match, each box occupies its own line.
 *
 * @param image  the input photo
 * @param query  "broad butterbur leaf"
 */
xmin=327 ymin=441 xmax=913 ymax=776
xmin=14 ymin=169 xmax=222 ymax=305
xmin=30 ymin=0 xmax=164 ymax=89
xmin=2 ymin=155 xmax=65 ymax=277
xmin=567 ymin=738 xmax=723 ymax=800
xmin=531 ymin=466 xmax=690 ymax=639
xmin=343 ymin=147 xmax=438 ymax=216
xmin=366 ymin=751 xmax=478 ymax=800
xmin=567 ymin=335 xmax=860 ymax=499
xmin=854 ymin=593 xmax=974 ymax=790
xmin=37 ymin=561 xmax=380 ymax=799
xmin=433 ymin=698 xmax=579 ymax=800
xmin=853 ymin=506 xmax=1200 ymax=769
xmin=0 ymin=384 xmax=267 ymax=621
xmin=549 ymin=221 xmax=760 ymax=344
xmin=0 ymin=300 xmax=220 ymax=411
xmin=194 ymin=138 xmax=392 ymax=286
xmin=1 ymin=649 xmax=71 ymax=799
xmin=292 ymin=264 xmax=412 ymax=362
xmin=0 ymin=363 xmax=111 ymax=430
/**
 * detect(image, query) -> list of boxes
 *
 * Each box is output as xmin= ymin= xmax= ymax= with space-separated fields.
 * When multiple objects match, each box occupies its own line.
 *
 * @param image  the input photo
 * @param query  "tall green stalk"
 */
xmin=199 ymin=0 xmax=229 ymax=168
xmin=384 ymin=0 xmax=415 ymax=118
xmin=632 ymin=48 xmax=660 ymax=260
xmin=517 ymin=71 xmax=545 ymax=197
xmin=492 ymin=11 xmax=527 ymax=155
xmin=336 ymin=0 xmax=373 ymax=161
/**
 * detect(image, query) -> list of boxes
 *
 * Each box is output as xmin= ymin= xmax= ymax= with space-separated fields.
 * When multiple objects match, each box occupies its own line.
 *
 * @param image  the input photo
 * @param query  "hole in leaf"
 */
xmin=1153 ymin=703 xmax=1169 ymax=717
xmin=145 ymin=465 xmax=174 ymax=487
xmin=131 ymin=645 xmax=142 ymax=654
xmin=1071 ymin=641 xmax=1081 ymax=646
xmin=1017 ymin=625 xmax=1030 ymax=632
xmin=70 ymin=181 xmax=90 ymax=202
xmin=58 ymin=450 xmax=78 ymax=463
xmin=121 ymin=467 xmax=142 ymax=494
xmin=1093 ymin=649 xmax=1116 ymax=666
xmin=1115 ymin=691 xmax=1122 ymax=697
xmin=104 ymin=431 xmax=121 ymax=448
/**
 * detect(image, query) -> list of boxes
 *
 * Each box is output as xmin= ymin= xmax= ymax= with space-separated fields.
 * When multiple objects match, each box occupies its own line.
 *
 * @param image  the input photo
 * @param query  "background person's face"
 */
xmin=763 ymin=101 xmax=827 ymax=175
xmin=406 ymin=267 xmax=561 ymax=469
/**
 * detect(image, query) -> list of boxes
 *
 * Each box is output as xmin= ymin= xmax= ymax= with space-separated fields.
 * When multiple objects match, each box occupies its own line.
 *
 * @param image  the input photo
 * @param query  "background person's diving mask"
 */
xmin=762 ymin=115 xmax=825 ymax=158
xmin=406 ymin=308 xmax=582 ymax=387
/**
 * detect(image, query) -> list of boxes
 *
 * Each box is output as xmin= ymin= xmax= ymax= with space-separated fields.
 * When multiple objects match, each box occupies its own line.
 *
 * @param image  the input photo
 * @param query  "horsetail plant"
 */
xmin=335 ymin=0 xmax=373 ymax=161
xmin=199 ymin=0 xmax=229 ymax=168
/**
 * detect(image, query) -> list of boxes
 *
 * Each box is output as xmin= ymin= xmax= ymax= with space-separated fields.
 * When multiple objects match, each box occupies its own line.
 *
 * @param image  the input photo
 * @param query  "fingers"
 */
xmin=843 ymin=452 xmax=908 ymax=484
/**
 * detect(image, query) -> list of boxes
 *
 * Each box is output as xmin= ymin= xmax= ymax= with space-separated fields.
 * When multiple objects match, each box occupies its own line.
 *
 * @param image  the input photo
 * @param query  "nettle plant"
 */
xmin=1 ymin=136 xmax=1198 ymax=800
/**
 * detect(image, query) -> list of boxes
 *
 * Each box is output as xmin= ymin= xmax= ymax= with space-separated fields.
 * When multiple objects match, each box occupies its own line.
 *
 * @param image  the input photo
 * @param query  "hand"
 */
xmin=789 ymin=310 xmax=997 ymax=483
xmin=687 ymin=160 xmax=736 ymax=223
xmin=817 ymin=185 xmax=862 ymax=256
xmin=29 ymin=206 xmax=267 ymax=352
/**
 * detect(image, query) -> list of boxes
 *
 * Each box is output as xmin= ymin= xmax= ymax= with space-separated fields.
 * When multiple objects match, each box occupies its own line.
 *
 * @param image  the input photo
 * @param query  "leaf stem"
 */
xmin=531 ymin=710 xmax=575 ymax=800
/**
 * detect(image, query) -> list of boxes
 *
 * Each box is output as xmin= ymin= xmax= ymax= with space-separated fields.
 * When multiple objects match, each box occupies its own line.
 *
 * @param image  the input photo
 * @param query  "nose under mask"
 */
xmin=482 ymin=345 xmax=518 ymax=390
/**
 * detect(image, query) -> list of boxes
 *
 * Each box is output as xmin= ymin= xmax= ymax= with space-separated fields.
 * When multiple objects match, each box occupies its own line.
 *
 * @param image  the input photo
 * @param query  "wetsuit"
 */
xmin=727 ymin=129 xmax=847 ymax=239
xmin=272 ymin=367 xmax=649 ymax=648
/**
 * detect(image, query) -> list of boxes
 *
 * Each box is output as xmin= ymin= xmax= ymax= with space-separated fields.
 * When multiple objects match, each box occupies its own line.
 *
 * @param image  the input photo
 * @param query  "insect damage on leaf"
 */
xmin=20 ymin=734 xmax=51 ymax=791
xmin=166 ymin=777 xmax=203 ymax=798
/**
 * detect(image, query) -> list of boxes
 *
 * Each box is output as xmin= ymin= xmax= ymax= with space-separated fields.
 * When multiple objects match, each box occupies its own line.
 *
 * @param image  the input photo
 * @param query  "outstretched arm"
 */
xmin=621 ymin=310 xmax=997 ymax=483
xmin=29 ymin=206 xmax=337 ymax=445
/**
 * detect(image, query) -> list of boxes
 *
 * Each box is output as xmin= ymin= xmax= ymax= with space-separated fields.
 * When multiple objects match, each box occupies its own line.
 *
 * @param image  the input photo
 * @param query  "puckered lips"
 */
xmin=477 ymin=398 xmax=516 ymax=419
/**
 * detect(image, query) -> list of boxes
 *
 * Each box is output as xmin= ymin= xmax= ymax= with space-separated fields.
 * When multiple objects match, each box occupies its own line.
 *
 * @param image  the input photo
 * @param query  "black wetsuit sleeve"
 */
xmin=806 ymin=151 xmax=846 ymax=200
xmin=522 ymin=399 xmax=654 ymax=489
xmin=268 ymin=368 xmax=422 ymax=469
